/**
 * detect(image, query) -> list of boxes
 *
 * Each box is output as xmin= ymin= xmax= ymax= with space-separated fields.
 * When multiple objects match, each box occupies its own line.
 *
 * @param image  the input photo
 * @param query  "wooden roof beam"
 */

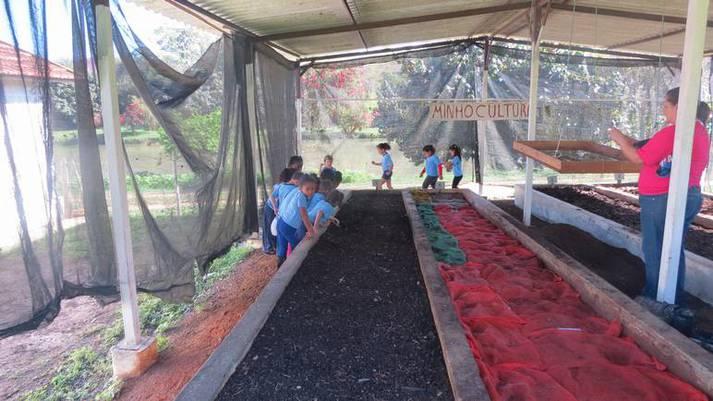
xmin=549 ymin=3 xmax=713 ymax=28
xmin=607 ymin=28 xmax=686 ymax=50
xmin=259 ymin=2 xmax=533 ymax=42
xmin=339 ymin=0 xmax=368 ymax=50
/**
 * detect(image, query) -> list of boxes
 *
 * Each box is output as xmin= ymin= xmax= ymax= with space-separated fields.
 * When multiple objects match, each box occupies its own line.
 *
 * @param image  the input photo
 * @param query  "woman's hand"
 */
xmin=371 ymin=160 xmax=377 ymax=165
xmin=608 ymin=127 xmax=624 ymax=142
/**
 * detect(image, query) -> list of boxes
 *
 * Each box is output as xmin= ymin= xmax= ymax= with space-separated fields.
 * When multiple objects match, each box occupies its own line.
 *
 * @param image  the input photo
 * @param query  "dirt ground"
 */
xmin=539 ymin=186 xmax=713 ymax=260
xmin=218 ymin=192 xmax=453 ymax=401
xmin=0 ymin=297 xmax=118 ymax=400
xmin=0 ymin=251 xmax=277 ymax=401
xmin=118 ymin=252 xmax=277 ymax=401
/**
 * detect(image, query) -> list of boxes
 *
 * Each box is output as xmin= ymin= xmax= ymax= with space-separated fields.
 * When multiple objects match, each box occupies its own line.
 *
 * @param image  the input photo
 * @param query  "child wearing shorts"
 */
xmin=419 ymin=144 xmax=442 ymax=189
xmin=371 ymin=142 xmax=393 ymax=190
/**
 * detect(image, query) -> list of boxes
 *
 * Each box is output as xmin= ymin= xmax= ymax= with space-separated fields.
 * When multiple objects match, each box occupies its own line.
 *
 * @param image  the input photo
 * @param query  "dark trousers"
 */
xmin=452 ymin=175 xmax=463 ymax=189
xmin=277 ymin=218 xmax=304 ymax=258
xmin=639 ymin=187 xmax=702 ymax=303
xmin=262 ymin=202 xmax=276 ymax=253
xmin=422 ymin=175 xmax=438 ymax=189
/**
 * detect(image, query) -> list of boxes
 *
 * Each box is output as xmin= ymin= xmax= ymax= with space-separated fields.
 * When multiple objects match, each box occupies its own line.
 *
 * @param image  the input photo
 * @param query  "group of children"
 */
xmin=263 ymin=144 xmax=464 ymax=266
xmin=262 ymin=155 xmax=344 ymax=267
xmin=372 ymin=143 xmax=464 ymax=190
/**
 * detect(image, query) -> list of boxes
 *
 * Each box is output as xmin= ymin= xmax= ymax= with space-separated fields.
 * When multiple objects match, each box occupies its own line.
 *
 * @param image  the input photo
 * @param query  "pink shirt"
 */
xmin=637 ymin=121 xmax=710 ymax=195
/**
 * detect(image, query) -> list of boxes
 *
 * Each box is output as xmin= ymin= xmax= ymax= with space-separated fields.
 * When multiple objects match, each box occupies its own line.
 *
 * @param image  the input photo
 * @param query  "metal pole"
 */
xmin=173 ymin=151 xmax=181 ymax=216
xmin=522 ymin=22 xmax=543 ymax=226
xmin=96 ymin=1 xmax=141 ymax=347
xmin=478 ymin=41 xmax=490 ymax=195
xmin=657 ymin=0 xmax=709 ymax=304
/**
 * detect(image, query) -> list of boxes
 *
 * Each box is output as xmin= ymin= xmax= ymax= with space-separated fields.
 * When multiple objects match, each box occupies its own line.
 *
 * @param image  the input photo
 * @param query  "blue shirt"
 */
xmin=308 ymin=200 xmax=335 ymax=225
xmin=308 ymin=192 xmax=327 ymax=210
xmin=425 ymin=154 xmax=440 ymax=177
xmin=276 ymin=183 xmax=297 ymax=208
xmin=280 ymin=190 xmax=308 ymax=229
xmin=381 ymin=153 xmax=393 ymax=172
xmin=451 ymin=155 xmax=463 ymax=177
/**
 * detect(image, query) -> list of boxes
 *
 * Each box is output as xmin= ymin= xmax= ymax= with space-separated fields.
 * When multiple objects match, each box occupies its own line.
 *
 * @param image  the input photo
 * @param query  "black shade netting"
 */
xmin=0 ymin=0 xmax=265 ymax=336
xmin=302 ymin=39 xmax=679 ymax=183
xmin=253 ymin=45 xmax=298 ymax=196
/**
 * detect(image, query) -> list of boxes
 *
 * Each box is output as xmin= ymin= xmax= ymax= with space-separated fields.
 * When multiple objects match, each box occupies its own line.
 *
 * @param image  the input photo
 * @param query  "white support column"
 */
xmin=657 ymin=0 xmax=709 ymax=304
xmin=522 ymin=38 xmax=541 ymax=226
xmin=96 ymin=1 xmax=141 ymax=348
xmin=478 ymin=43 xmax=490 ymax=195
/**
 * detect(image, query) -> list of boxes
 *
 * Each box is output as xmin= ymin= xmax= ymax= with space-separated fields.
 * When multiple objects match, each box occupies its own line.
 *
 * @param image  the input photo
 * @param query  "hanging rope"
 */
xmin=554 ymin=0 xmax=577 ymax=158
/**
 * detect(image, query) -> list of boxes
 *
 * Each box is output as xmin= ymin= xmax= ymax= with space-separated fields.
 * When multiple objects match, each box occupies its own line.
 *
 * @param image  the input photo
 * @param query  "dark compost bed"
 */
xmin=610 ymin=184 xmax=713 ymax=215
xmin=538 ymin=186 xmax=713 ymax=260
xmin=217 ymin=192 xmax=453 ymax=401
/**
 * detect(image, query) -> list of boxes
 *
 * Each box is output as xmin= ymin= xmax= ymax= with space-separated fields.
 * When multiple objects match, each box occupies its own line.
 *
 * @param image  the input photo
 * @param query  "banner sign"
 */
xmin=429 ymin=101 xmax=529 ymax=121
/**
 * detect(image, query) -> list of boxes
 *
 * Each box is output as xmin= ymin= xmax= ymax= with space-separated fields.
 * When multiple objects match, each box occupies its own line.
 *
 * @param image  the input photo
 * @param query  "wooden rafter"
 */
xmin=258 ymin=2 xmax=533 ymax=42
xmin=549 ymin=3 xmax=713 ymax=27
xmin=339 ymin=0 xmax=368 ymax=50
xmin=608 ymin=28 xmax=686 ymax=50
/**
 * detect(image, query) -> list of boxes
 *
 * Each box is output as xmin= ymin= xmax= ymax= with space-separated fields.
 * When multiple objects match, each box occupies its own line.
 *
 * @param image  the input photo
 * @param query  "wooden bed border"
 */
xmin=513 ymin=140 xmax=641 ymax=173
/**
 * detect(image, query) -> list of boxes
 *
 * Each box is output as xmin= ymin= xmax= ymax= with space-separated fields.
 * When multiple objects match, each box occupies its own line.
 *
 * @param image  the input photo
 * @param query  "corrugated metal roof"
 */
xmin=130 ymin=0 xmax=713 ymax=59
xmin=0 ymin=41 xmax=74 ymax=81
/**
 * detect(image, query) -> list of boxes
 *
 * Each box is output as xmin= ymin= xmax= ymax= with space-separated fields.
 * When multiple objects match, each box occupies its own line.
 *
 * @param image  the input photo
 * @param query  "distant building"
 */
xmin=0 ymin=40 xmax=73 ymax=249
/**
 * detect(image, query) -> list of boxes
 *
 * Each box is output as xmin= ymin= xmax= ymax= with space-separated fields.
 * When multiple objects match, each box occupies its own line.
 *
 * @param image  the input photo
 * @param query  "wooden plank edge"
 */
xmin=401 ymin=191 xmax=491 ymax=401
xmin=175 ymin=190 xmax=353 ymax=401
xmin=461 ymin=189 xmax=713 ymax=398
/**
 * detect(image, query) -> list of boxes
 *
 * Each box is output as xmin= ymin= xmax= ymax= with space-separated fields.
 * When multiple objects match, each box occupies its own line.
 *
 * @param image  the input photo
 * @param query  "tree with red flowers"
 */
xmin=301 ymin=67 xmax=373 ymax=137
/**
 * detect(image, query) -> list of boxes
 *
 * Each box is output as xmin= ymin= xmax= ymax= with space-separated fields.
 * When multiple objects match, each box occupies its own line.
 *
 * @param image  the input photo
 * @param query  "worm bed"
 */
xmin=537 ymin=185 xmax=713 ymax=260
xmin=216 ymin=192 xmax=453 ymax=401
xmin=407 ymin=190 xmax=713 ymax=400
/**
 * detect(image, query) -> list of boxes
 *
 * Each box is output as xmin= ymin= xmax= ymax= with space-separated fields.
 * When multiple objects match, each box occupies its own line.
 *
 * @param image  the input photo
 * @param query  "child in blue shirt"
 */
xmin=274 ymin=171 xmax=303 ymax=214
xmin=309 ymin=190 xmax=344 ymax=228
xmin=262 ymin=167 xmax=295 ymax=254
xmin=419 ymin=144 xmax=442 ymax=189
xmin=371 ymin=142 xmax=393 ymax=190
xmin=447 ymin=144 xmax=464 ymax=189
xmin=276 ymin=174 xmax=317 ymax=267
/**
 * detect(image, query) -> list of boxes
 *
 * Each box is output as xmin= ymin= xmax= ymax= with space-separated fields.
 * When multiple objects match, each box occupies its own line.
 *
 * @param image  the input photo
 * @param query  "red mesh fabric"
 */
xmin=430 ymin=201 xmax=708 ymax=401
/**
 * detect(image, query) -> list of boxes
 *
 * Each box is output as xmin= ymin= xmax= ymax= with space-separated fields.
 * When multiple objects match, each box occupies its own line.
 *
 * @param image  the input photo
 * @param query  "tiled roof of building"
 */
xmin=0 ymin=40 xmax=73 ymax=81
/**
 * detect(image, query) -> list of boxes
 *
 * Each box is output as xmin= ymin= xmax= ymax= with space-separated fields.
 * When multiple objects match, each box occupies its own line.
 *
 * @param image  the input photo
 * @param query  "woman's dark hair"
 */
xmin=448 ymin=144 xmax=462 ymax=158
xmin=334 ymin=170 xmax=343 ymax=184
xmin=279 ymin=168 xmax=296 ymax=183
xmin=299 ymin=173 xmax=318 ymax=187
xmin=377 ymin=142 xmax=391 ymax=151
xmin=697 ymin=101 xmax=711 ymax=124
xmin=291 ymin=171 xmax=305 ymax=181
xmin=288 ymin=155 xmax=303 ymax=168
xmin=665 ymin=87 xmax=680 ymax=105
xmin=665 ymin=87 xmax=711 ymax=123
xmin=422 ymin=144 xmax=435 ymax=154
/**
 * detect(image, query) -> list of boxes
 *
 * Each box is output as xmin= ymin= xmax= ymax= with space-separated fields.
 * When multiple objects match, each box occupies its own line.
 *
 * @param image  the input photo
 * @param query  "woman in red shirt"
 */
xmin=609 ymin=87 xmax=710 ymax=305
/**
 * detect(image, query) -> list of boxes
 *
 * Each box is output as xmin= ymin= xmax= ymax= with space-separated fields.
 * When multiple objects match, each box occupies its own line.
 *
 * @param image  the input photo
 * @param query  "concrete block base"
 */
xmin=111 ymin=336 xmax=158 ymax=380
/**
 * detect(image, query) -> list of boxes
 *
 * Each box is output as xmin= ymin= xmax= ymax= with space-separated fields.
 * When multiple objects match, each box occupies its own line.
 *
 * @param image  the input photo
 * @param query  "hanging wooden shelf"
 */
xmin=513 ymin=140 xmax=641 ymax=174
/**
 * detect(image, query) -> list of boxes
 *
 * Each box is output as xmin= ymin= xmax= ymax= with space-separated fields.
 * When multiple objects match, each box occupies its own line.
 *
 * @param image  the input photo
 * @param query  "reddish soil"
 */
xmin=611 ymin=184 xmax=713 ymax=215
xmin=118 ymin=252 xmax=277 ymax=401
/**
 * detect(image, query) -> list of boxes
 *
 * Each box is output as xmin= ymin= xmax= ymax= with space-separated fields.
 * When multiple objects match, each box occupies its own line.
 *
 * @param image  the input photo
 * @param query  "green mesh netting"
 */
xmin=415 ymin=200 xmax=466 ymax=265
